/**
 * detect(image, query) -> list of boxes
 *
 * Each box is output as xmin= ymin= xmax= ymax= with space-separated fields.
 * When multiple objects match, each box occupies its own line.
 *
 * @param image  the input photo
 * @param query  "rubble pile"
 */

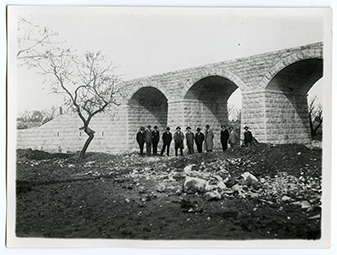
xmin=179 ymin=162 xmax=321 ymax=211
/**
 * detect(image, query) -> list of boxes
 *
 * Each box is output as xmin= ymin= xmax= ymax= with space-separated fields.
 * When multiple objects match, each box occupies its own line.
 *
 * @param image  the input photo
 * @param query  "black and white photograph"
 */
xmin=6 ymin=5 xmax=333 ymax=249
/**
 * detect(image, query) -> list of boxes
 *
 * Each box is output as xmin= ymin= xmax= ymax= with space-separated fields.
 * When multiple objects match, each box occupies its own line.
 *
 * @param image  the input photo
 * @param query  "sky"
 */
xmin=9 ymin=6 xmax=328 ymax=115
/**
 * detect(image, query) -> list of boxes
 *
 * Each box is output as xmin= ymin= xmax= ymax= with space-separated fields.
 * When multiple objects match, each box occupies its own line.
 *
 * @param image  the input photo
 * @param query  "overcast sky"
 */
xmin=10 ymin=6 xmax=327 ymax=114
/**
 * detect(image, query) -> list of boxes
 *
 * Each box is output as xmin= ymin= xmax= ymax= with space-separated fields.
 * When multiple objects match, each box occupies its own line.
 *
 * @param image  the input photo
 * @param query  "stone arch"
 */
xmin=127 ymin=86 xmax=169 ymax=150
xmin=181 ymin=68 xmax=246 ymax=98
xmin=123 ymin=79 xmax=173 ymax=103
xmin=260 ymin=48 xmax=323 ymax=91
xmin=180 ymin=73 xmax=242 ymax=147
xmin=261 ymin=50 xmax=323 ymax=144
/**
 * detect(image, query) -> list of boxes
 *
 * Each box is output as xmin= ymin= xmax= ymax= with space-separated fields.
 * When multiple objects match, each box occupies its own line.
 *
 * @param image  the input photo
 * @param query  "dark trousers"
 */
xmin=221 ymin=140 xmax=228 ymax=151
xmin=175 ymin=142 xmax=184 ymax=156
xmin=153 ymin=141 xmax=158 ymax=154
xmin=196 ymin=143 xmax=202 ymax=153
xmin=146 ymin=142 xmax=152 ymax=156
xmin=187 ymin=143 xmax=194 ymax=154
xmin=138 ymin=142 xmax=144 ymax=155
xmin=160 ymin=142 xmax=171 ymax=156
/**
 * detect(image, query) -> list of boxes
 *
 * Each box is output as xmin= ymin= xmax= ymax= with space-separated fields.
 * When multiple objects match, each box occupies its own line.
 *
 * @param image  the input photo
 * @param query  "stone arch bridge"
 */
xmin=17 ymin=42 xmax=323 ymax=154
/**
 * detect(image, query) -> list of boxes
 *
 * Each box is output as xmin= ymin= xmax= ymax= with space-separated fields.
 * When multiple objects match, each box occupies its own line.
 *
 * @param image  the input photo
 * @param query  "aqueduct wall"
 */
xmin=17 ymin=42 xmax=323 ymax=154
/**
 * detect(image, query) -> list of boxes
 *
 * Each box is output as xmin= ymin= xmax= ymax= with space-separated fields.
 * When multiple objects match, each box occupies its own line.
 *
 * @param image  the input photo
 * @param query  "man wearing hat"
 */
xmin=144 ymin=125 xmax=153 ymax=156
xmin=185 ymin=126 xmax=195 ymax=154
xmin=220 ymin=125 xmax=230 ymax=151
xmin=160 ymin=127 xmax=172 ymax=156
xmin=229 ymin=126 xmax=239 ymax=149
xmin=152 ymin=125 xmax=160 ymax=155
xmin=174 ymin=126 xmax=184 ymax=156
xmin=136 ymin=126 xmax=145 ymax=156
xmin=205 ymin=124 xmax=214 ymax=152
xmin=195 ymin=127 xmax=205 ymax=153
xmin=243 ymin=126 xmax=253 ymax=147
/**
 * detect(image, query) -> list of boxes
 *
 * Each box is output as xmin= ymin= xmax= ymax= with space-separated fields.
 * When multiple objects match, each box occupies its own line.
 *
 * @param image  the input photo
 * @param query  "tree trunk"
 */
xmin=309 ymin=112 xmax=314 ymax=139
xmin=79 ymin=132 xmax=95 ymax=160
xmin=312 ymin=120 xmax=323 ymax=138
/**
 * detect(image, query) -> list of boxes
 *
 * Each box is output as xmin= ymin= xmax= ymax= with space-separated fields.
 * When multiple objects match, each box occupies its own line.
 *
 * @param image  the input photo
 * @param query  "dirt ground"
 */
xmin=15 ymin=143 xmax=322 ymax=240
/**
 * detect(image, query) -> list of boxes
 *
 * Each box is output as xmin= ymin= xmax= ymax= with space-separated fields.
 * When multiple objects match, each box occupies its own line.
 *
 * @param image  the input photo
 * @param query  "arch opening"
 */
xmin=264 ymin=58 xmax=323 ymax=144
xmin=183 ymin=75 xmax=240 ymax=139
xmin=185 ymin=75 xmax=238 ymax=101
xmin=266 ymin=59 xmax=323 ymax=95
xmin=128 ymin=87 xmax=168 ymax=148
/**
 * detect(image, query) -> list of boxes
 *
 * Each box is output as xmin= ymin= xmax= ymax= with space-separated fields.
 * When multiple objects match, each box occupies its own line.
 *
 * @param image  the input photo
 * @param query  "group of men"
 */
xmin=136 ymin=124 xmax=253 ymax=157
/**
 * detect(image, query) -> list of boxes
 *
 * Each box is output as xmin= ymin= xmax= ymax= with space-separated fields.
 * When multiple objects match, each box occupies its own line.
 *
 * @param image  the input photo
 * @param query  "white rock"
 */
xmin=216 ymin=180 xmax=227 ymax=190
xmin=183 ymin=176 xmax=207 ymax=194
xmin=184 ymin=164 xmax=196 ymax=174
xmin=300 ymin=200 xmax=311 ymax=209
xmin=205 ymin=180 xmax=217 ymax=191
xmin=241 ymin=172 xmax=258 ymax=182
xmin=204 ymin=190 xmax=222 ymax=200
xmin=281 ymin=195 xmax=292 ymax=201
xmin=213 ymin=175 xmax=224 ymax=181
xmin=156 ymin=182 xmax=166 ymax=192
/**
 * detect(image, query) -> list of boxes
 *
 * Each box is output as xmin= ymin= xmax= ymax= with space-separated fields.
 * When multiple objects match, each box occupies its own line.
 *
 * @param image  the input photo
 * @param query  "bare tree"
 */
xmin=228 ymin=104 xmax=241 ymax=122
xmin=308 ymin=96 xmax=323 ymax=139
xmin=17 ymin=17 xmax=63 ymax=61
xmin=17 ymin=17 xmax=121 ymax=159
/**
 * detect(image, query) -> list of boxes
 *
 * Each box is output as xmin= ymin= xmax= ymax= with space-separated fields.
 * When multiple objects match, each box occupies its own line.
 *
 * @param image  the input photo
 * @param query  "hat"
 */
xmin=221 ymin=125 xmax=226 ymax=128
xmin=147 ymin=125 xmax=152 ymax=128
xmin=140 ymin=126 xmax=145 ymax=130
xmin=166 ymin=127 xmax=170 ymax=130
xmin=197 ymin=127 xmax=201 ymax=131
xmin=186 ymin=126 xmax=191 ymax=130
xmin=176 ymin=126 xmax=181 ymax=130
xmin=154 ymin=126 xmax=158 ymax=129
xmin=206 ymin=124 xmax=210 ymax=128
xmin=244 ymin=126 xmax=249 ymax=130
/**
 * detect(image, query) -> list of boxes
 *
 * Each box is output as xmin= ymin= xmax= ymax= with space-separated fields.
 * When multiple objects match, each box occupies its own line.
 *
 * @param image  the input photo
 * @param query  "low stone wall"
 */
xmin=17 ymin=110 xmax=132 ymax=154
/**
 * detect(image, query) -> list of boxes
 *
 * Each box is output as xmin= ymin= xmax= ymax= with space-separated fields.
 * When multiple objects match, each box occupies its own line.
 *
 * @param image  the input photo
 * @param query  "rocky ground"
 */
xmin=15 ymin=143 xmax=322 ymax=240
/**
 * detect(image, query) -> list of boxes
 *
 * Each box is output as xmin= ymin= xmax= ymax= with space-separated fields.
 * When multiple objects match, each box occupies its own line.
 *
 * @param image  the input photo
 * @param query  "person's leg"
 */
xmin=140 ymin=143 xmax=144 ymax=155
xmin=146 ymin=142 xmax=151 ymax=156
xmin=167 ymin=143 xmax=171 ymax=156
xmin=160 ymin=143 xmax=166 ymax=155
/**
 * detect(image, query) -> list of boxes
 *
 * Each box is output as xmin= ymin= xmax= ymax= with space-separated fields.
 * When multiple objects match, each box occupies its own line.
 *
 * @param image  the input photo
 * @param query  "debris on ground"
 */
xmin=15 ymin=143 xmax=322 ymax=240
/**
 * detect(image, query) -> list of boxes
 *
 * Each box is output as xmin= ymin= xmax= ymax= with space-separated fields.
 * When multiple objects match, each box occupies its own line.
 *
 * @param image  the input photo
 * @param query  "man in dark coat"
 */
xmin=220 ymin=125 xmax=230 ymax=151
xmin=152 ymin=125 xmax=160 ymax=155
xmin=195 ymin=127 xmax=204 ymax=153
xmin=244 ymin=126 xmax=253 ymax=147
xmin=136 ymin=126 xmax=145 ymax=156
xmin=144 ymin=125 xmax=153 ymax=156
xmin=185 ymin=126 xmax=195 ymax=154
xmin=174 ymin=126 xmax=184 ymax=156
xmin=160 ymin=127 xmax=172 ymax=156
